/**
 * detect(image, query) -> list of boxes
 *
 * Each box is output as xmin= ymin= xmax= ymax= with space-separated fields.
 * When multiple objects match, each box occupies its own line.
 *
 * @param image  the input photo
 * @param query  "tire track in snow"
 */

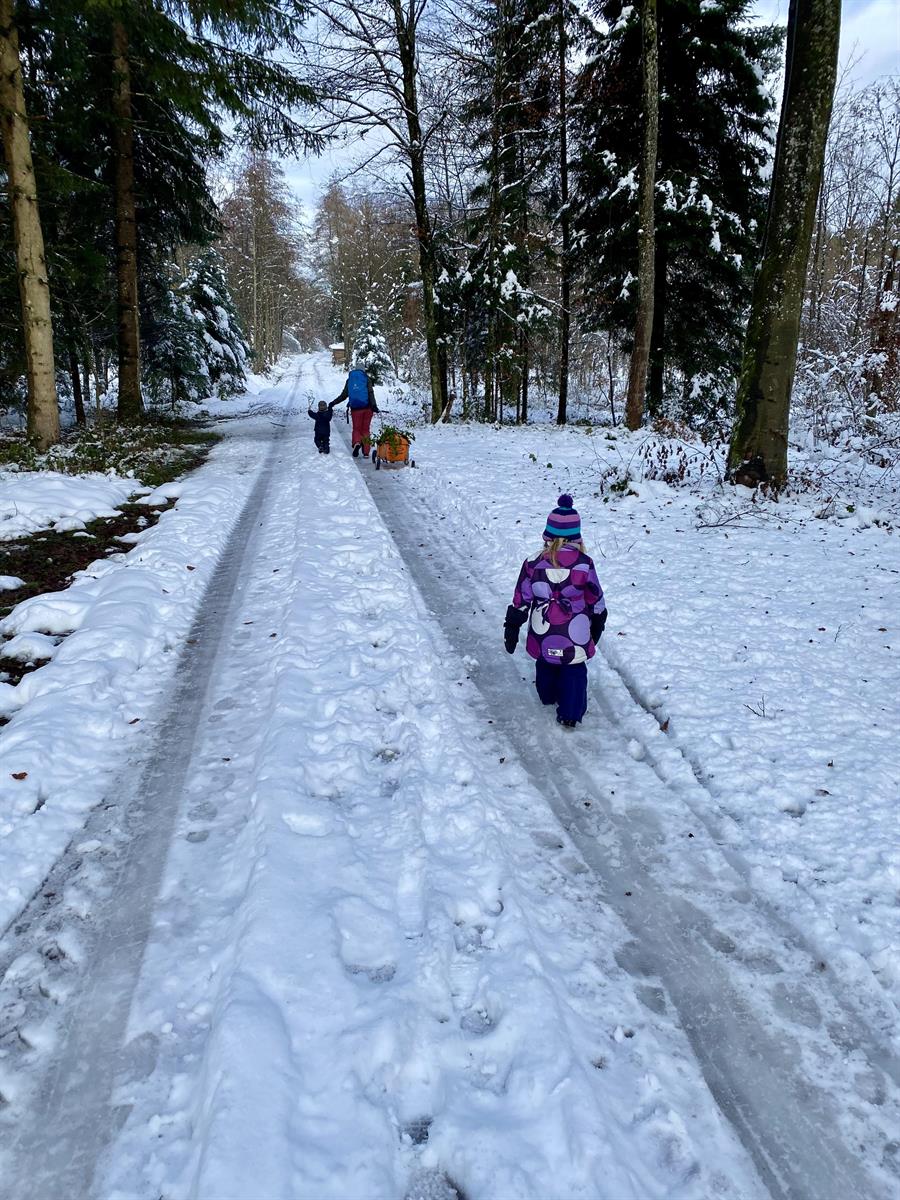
xmin=362 ymin=460 xmax=900 ymax=1200
xmin=98 ymin=399 xmax=766 ymax=1200
xmin=0 ymin=366 xmax=305 ymax=1198
xmin=593 ymin=630 xmax=900 ymax=1057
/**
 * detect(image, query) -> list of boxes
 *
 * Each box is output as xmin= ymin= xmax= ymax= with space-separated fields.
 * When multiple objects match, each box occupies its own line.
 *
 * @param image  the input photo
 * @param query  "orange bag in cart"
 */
xmin=378 ymin=434 xmax=409 ymax=463
xmin=372 ymin=425 xmax=416 ymax=469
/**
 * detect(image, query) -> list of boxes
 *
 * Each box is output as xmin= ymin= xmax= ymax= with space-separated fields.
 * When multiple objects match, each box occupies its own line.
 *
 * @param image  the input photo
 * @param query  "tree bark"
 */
xmin=865 ymin=241 xmax=898 ymax=411
xmin=111 ymin=19 xmax=143 ymax=422
xmin=647 ymin=237 xmax=666 ymax=414
xmin=68 ymin=348 xmax=85 ymax=425
xmin=556 ymin=0 xmax=571 ymax=426
xmin=624 ymin=0 xmax=659 ymax=431
xmin=728 ymin=0 xmax=840 ymax=488
xmin=520 ymin=331 xmax=529 ymax=424
xmin=0 ymin=0 xmax=59 ymax=449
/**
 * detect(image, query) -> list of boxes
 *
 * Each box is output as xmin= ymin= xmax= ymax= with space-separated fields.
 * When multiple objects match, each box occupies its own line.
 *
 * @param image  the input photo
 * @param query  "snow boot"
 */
xmin=352 ymin=442 xmax=361 ymax=457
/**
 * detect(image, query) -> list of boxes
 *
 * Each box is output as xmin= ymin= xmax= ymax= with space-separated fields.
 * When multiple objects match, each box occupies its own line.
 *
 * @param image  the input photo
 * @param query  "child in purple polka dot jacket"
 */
xmin=504 ymin=495 xmax=607 ymax=728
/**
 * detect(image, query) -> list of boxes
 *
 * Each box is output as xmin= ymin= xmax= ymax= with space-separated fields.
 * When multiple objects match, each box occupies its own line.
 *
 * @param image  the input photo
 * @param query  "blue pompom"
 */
xmin=558 ymin=493 xmax=574 ymax=508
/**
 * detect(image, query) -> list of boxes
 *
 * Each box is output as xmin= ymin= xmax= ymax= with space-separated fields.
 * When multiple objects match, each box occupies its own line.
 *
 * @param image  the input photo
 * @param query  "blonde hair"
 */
xmin=536 ymin=536 xmax=587 ymax=567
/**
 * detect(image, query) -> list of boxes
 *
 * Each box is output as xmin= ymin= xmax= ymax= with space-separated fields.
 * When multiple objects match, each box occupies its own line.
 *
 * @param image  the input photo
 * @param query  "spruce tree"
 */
xmin=572 ymin=0 xmax=782 ymax=416
xmin=143 ymin=262 xmax=206 ymax=410
xmin=352 ymin=304 xmax=392 ymax=384
xmin=143 ymin=251 xmax=250 ymax=408
xmin=186 ymin=250 xmax=250 ymax=398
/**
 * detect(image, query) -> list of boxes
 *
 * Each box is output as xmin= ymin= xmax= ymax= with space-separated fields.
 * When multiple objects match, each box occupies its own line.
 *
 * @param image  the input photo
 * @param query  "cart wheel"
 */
xmin=371 ymin=448 xmax=377 ymax=462
xmin=410 ymin=458 xmax=416 ymax=468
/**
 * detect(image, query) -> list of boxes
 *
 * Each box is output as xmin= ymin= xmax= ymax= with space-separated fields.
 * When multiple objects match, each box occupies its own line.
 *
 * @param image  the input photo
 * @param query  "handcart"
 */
xmin=371 ymin=425 xmax=416 ymax=470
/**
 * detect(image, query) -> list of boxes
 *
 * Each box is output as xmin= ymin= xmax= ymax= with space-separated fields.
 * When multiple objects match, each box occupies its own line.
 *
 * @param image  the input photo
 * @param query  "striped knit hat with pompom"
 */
xmin=543 ymin=494 xmax=581 ymax=540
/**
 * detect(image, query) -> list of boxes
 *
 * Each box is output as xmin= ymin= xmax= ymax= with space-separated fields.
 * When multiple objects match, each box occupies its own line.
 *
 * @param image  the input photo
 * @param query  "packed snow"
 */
xmin=0 ymin=354 xmax=898 ymax=1200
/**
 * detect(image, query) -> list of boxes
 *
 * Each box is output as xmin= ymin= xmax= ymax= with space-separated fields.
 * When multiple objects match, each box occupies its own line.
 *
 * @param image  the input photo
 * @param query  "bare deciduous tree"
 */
xmin=310 ymin=0 xmax=449 ymax=420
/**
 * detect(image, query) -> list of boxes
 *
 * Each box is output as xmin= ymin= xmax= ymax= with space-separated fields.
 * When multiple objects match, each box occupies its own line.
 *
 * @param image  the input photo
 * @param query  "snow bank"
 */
xmin=0 ymin=471 xmax=135 ymax=539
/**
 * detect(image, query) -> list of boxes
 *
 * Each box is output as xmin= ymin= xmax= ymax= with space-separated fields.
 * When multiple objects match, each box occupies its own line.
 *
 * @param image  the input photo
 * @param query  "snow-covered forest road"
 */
xmin=1 ymin=356 xmax=898 ymax=1200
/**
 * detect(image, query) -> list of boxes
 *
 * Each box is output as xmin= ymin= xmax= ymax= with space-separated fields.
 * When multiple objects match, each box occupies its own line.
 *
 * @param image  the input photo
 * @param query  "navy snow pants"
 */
xmin=534 ymin=658 xmax=588 ymax=723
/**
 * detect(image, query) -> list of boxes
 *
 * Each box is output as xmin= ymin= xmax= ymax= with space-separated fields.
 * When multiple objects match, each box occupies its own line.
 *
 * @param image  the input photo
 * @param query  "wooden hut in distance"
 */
xmin=330 ymin=342 xmax=346 ymax=367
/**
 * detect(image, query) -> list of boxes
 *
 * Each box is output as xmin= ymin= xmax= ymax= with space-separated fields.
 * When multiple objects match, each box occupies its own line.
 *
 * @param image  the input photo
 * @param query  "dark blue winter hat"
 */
xmin=544 ymin=494 xmax=581 ymax=540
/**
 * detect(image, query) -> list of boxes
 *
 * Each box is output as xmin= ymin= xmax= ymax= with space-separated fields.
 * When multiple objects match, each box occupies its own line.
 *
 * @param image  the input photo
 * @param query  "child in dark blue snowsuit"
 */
xmin=308 ymin=399 xmax=342 ymax=454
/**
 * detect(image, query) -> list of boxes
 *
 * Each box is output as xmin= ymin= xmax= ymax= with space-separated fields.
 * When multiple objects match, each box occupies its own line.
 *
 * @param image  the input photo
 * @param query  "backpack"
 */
xmin=347 ymin=368 xmax=370 ymax=409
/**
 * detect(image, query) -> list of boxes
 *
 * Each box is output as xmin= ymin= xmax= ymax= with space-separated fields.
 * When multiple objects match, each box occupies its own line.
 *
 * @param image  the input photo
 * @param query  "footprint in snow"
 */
xmin=459 ymin=1006 xmax=495 ymax=1036
xmin=188 ymin=801 xmax=217 ymax=821
xmin=771 ymin=980 xmax=822 ymax=1030
xmin=282 ymin=811 xmax=333 ymax=837
xmin=636 ymin=984 xmax=668 ymax=1015
xmin=453 ymin=923 xmax=491 ymax=954
xmin=614 ymin=941 xmax=656 ymax=979
xmin=402 ymin=1116 xmax=432 ymax=1145
xmin=531 ymin=830 xmax=565 ymax=851
xmin=334 ymin=895 xmax=400 ymax=984
xmin=405 ymin=1169 xmax=468 ymax=1200
xmin=346 ymin=962 xmax=397 ymax=983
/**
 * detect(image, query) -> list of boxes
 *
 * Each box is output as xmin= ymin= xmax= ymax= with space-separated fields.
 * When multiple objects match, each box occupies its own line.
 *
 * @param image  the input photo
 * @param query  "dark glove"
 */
xmin=590 ymin=610 xmax=607 ymax=643
xmin=504 ymin=605 xmax=528 ymax=654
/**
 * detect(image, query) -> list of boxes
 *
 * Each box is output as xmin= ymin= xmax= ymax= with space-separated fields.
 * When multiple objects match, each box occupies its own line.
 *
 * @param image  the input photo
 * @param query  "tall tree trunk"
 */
xmin=520 ymin=332 xmax=529 ymax=424
xmin=81 ymin=351 xmax=90 ymax=420
xmin=556 ymin=0 xmax=571 ymax=426
xmin=647 ymin=242 xmax=666 ymax=414
xmin=483 ymin=357 xmax=495 ymax=422
xmin=391 ymin=0 xmax=446 ymax=423
xmin=0 ymin=0 xmax=59 ymax=449
xmin=68 ymin=348 xmax=85 ymax=425
xmin=111 ymin=19 xmax=143 ymax=422
xmin=251 ymin=206 xmax=260 ymax=360
xmin=624 ymin=0 xmax=659 ymax=431
xmin=92 ymin=338 xmax=107 ymax=418
xmin=728 ymin=0 xmax=840 ymax=488
xmin=865 ymin=241 xmax=899 ymax=411
xmin=851 ymin=227 xmax=871 ymax=340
